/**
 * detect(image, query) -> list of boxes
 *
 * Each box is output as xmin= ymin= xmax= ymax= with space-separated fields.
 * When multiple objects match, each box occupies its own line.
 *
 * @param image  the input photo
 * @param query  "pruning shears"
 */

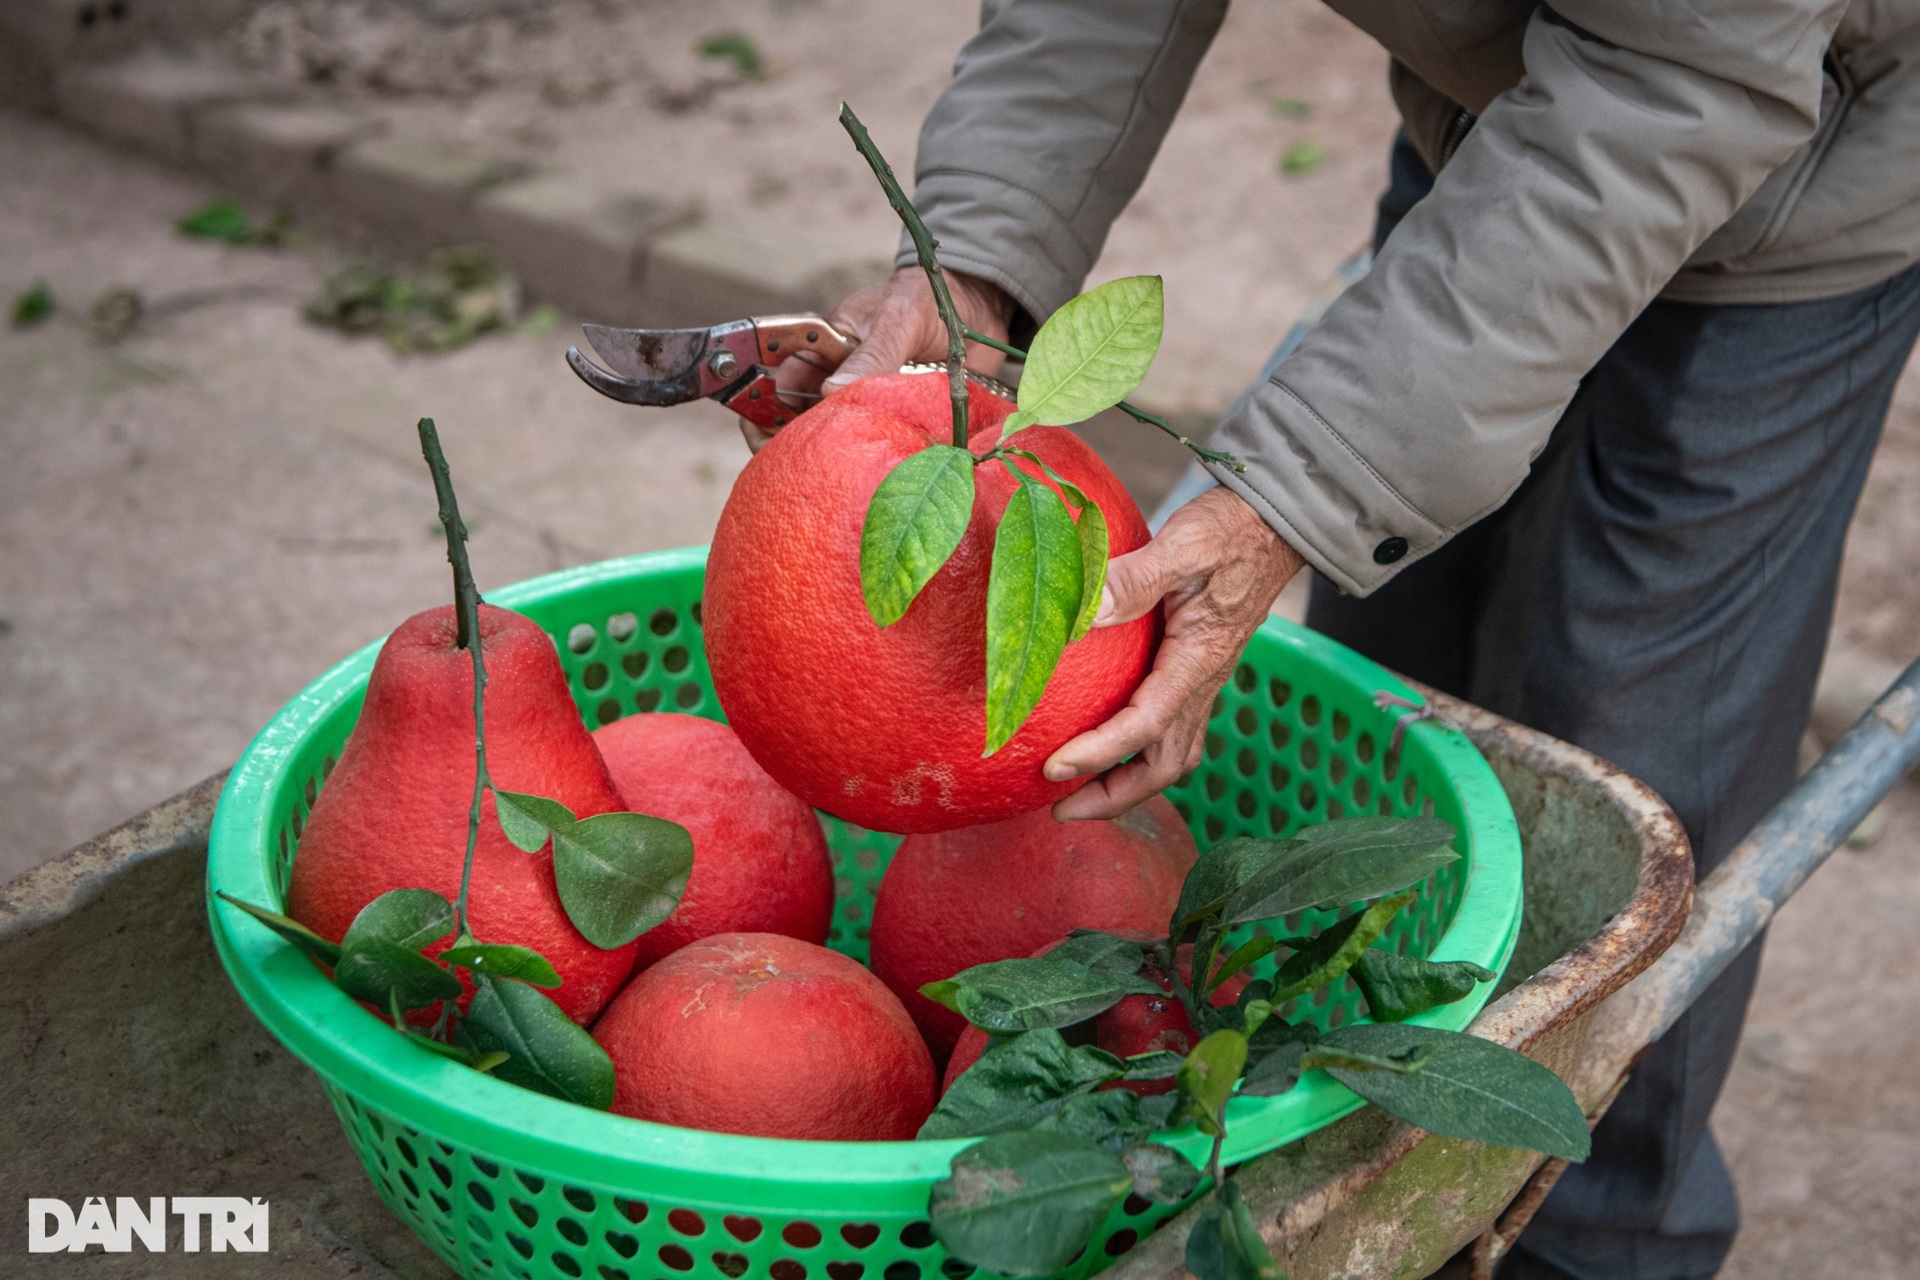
xmin=566 ymin=313 xmax=1016 ymax=433
xmin=565 ymin=314 xmax=857 ymax=433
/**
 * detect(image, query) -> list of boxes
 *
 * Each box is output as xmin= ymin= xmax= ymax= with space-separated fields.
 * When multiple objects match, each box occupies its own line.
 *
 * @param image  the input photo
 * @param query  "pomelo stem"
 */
xmin=417 ymin=417 xmax=490 ymax=949
xmin=839 ymin=103 xmax=969 ymax=449
xmin=962 ymin=326 xmax=1245 ymax=472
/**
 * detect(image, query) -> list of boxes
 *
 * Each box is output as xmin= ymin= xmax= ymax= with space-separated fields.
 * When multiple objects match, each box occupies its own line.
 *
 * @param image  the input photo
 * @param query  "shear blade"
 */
xmin=582 ymin=324 xmax=711 ymax=387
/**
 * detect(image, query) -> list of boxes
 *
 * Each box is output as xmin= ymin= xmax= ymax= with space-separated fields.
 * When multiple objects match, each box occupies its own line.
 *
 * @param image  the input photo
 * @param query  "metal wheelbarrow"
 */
xmin=2 ymin=653 xmax=1915 ymax=1278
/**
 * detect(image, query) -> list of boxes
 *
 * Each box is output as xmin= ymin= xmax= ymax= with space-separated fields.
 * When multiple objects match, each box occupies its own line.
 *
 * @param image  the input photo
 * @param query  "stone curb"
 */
xmin=26 ymin=48 xmax=890 ymax=326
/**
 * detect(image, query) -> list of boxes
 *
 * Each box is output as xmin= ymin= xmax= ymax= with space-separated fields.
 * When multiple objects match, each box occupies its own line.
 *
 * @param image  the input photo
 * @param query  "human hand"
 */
xmin=739 ymin=267 xmax=1016 ymax=452
xmin=1045 ymin=487 xmax=1306 ymax=821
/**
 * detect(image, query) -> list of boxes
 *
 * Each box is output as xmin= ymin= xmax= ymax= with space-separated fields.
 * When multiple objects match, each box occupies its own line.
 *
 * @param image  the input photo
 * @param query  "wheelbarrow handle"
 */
xmin=1615 ymin=653 xmax=1920 ymax=1048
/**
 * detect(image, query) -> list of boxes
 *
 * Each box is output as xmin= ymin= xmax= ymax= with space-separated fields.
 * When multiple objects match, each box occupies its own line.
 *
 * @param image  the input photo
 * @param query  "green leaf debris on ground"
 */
xmin=11 ymin=281 xmax=52 ymax=327
xmin=177 ymin=200 xmax=295 ymax=247
xmin=698 ymin=32 xmax=763 ymax=79
xmin=1281 ymin=140 xmax=1325 ymax=176
xmin=304 ymin=246 xmax=539 ymax=354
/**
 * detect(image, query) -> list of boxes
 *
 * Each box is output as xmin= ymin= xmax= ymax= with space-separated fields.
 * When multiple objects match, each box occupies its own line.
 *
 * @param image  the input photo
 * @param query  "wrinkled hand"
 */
xmin=739 ymin=266 xmax=1016 ymax=452
xmin=1046 ymin=487 xmax=1306 ymax=821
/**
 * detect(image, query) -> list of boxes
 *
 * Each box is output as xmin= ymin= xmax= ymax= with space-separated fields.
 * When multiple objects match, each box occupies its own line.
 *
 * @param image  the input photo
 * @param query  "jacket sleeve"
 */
xmin=898 ymin=0 xmax=1230 ymax=329
xmin=1205 ymin=0 xmax=1849 ymax=593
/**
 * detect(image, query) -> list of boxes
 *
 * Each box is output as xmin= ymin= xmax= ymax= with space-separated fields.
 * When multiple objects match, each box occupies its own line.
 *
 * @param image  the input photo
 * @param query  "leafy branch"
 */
xmin=920 ymin=814 xmax=1587 ymax=1280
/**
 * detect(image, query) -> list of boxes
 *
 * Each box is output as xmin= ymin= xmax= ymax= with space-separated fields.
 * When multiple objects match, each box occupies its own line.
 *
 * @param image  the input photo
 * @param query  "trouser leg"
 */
xmin=1308 ymin=140 xmax=1920 ymax=1280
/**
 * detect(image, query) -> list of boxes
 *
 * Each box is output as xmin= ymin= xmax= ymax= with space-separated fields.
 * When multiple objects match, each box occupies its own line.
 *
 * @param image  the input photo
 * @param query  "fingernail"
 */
xmin=1043 ymin=760 xmax=1079 ymax=782
xmin=1091 ymin=585 xmax=1116 ymax=626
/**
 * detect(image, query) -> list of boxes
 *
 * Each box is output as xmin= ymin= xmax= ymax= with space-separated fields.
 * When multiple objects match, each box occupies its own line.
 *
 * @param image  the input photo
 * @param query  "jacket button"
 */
xmin=1373 ymin=536 xmax=1409 ymax=565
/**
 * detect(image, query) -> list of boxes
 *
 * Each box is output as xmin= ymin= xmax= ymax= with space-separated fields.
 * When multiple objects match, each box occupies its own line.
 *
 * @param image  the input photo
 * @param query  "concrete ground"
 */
xmin=4 ymin=9 xmax=1920 ymax=1272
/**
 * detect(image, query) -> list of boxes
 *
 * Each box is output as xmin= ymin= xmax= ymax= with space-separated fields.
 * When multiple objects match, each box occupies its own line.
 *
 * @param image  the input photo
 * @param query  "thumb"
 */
xmin=823 ymin=323 xmax=917 ymax=394
xmin=1094 ymin=540 xmax=1186 ymax=628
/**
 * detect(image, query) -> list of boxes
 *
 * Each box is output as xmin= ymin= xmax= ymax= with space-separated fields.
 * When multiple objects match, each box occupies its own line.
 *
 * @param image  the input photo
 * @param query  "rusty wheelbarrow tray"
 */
xmin=2 ymin=664 xmax=1915 ymax=1278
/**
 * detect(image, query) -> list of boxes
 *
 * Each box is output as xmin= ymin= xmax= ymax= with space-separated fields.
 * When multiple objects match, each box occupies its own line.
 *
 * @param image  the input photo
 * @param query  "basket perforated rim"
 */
xmin=206 ymin=547 xmax=1521 ymax=1214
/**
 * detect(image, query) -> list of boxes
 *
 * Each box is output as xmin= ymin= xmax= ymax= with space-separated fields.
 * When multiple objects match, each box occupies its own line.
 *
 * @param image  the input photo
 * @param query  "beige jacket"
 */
xmin=901 ymin=0 xmax=1920 ymax=593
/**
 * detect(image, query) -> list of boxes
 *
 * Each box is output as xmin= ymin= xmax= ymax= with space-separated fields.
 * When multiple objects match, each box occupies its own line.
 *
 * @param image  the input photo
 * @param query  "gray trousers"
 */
xmin=1304 ymin=133 xmax=1920 ymax=1280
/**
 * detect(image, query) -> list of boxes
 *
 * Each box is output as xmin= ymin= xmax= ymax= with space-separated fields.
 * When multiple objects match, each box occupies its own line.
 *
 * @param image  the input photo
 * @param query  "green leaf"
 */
xmin=333 ymin=889 xmax=462 ymax=1010
xmin=984 ymin=465 xmax=1083 ymax=756
xmin=1239 ymin=1020 xmax=1320 ymax=1097
xmin=1046 ymin=930 xmax=1147 ymax=978
xmin=923 ymin=956 xmax=1162 ymax=1035
xmin=1221 ymin=816 xmax=1458 ymax=926
xmin=214 ymin=891 xmax=343 ymax=967
xmin=1176 ymin=1029 xmax=1248 ymax=1137
xmin=1062 ymin=485 xmax=1108 ymax=643
xmin=458 ymin=975 xmax=616 ymax=1109
xmin=11 ymin=281 xmax=53 ymax=328
xmin=494 ymin=789 xmax=575 ymax=853
xmin=1269 ymin=97 xmax=1312 ymax=118
xmin=1266 ymin=889 xmax=1415 ymax=1007
xmin=342 ymin=888 xmax=455 ymax=952
xmin=551 ymin=811 xmax=695 ymax=949
xmin=920 ymin=1029 xmax=1125 ymax=1140
xmin=1172 ymin=838 xmax=1269 ymax=932
xmin=1121 ymin=1143 xmax=1203 ymax=1205
xmin=1209 ymin=935 xmax=1276 ymax=993
xmin=1319 ymin=1024 xmax=1591 ymax=1161
xmin=1185 ymin=1181 xmax=1282 ymax=1280
xmin=860 ymin=445 xmax=977 ymax=627
xmin=335 ymin=941 xmax=463 ymax=1011
xmin=1300 ymin=1043 xmax=1430 ymax=1076
xmin=1280 ymin=140 xmax=1324 ymax=175
xmin=1122 ymin=1050 xmax=1185 ymax=1081
xmin=1033 ymin=1090 xmax=1163 ymax=1152
xmin=1002 ymin=275 xmax=1164 ymax=436
xmin=391 ymin=1011 xmax=509 ymax=1074
xmin=929 ymin=1130 xmax=1132 ymax=1277
xmin=440 ymin=941 xmax=563 ymax=988
xmin=696 ymin=31 xmax=761 ymax=78
xmin=1352 ymin=951 xmax=1495 ymax=1022
xmin=177 ymin=199 xmax=255 ymax=244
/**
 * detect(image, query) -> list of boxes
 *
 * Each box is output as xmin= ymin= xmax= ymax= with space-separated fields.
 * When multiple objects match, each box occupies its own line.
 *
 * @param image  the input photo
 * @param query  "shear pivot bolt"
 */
xmin=708 ymin=351 xmax=740 ymax=379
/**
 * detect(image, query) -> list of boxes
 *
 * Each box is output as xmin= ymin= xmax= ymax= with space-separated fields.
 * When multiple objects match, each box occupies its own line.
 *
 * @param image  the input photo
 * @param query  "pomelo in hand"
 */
xmin=943 ymin=936 xmax=1252 ymax=1095
xmin=287 ymin=603 xmax=636 ymax=1024
xmin=869 ymin=794 xmax=1198 ymax=1062
xmin=592 ymin=712 xmax=833 ymax=969
xmin=704 ymin=372 xmax=1158 ymax=834
xmin=593 ymin=932 xmax=936 ymax=1140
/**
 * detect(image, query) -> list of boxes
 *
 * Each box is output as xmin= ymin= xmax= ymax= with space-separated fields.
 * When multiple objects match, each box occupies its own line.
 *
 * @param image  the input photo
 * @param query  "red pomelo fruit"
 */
xmin=591 ymin=713 xmax=834 ymax=970
xmin=868 ymin=794 xmax=1198 ymax=1063
xmin=592 ymin=932 xmax=937 ymax=1140
xmin=704 ymin=372 xmax=1159 ymax=834
xmin=287 ymin=604 xmax=637 ymax=1024
xmin=942 ymin=937 xmax=1252 ymax=1095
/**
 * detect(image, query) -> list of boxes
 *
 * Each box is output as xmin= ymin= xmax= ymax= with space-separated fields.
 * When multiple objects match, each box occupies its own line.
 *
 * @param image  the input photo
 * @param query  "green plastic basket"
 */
xmin=207 ymin=547 xmax=1521 ymax=1280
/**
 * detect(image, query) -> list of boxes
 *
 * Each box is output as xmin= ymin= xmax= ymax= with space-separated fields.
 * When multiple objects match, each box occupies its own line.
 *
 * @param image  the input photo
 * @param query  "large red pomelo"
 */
xmin=942 ymin=936 xmax=1251 ymax=1095
xmin=868 ymin=795 xmax=1198 ymax=1063
xmin=592 ymin=713 xmax=834 ymax=970
xmin=704 ymin=372 xmax=1158 ymax=834
xmin=592 ymin=932 xmax=936 ymax=1140
xmin=287 ymin=604 xmax=638 ymax=1024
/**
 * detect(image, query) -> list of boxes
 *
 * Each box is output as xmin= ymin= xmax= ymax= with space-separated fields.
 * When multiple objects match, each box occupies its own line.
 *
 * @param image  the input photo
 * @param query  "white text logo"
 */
xmin=27 ymin=1197 xmax=269 ymax=1253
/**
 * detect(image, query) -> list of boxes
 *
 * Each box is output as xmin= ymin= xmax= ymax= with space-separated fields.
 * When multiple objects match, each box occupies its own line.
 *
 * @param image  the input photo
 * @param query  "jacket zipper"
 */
xmin=1439 ymin=107 xmax=1476 ymax=167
